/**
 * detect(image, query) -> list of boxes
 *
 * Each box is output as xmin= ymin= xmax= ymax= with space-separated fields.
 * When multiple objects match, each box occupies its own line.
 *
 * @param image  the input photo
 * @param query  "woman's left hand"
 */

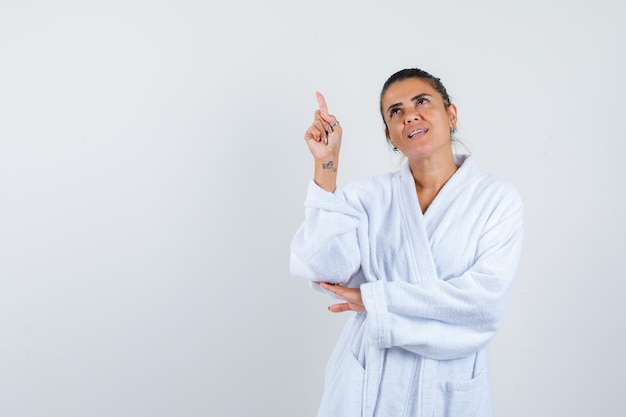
xmin=316 ymin=282 xmax=366 ymax=313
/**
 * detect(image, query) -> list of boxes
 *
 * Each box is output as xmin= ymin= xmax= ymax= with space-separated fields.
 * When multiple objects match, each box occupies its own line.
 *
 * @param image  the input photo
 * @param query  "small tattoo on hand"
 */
xmin=322 ymin=161 xmax=337 ymax=172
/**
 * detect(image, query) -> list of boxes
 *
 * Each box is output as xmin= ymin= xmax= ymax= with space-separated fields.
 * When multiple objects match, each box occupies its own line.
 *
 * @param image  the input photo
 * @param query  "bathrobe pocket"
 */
xmin=433 ymin=369 xmax=490 ymax=417
xmin=317 ymin=351 xmax=365 ymax=417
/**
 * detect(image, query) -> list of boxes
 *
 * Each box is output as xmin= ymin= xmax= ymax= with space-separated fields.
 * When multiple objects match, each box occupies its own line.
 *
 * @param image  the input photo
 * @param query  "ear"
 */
xmin=385 ymin=129 xmax=397 ymax=149
xmin=447 ymin=103 xmax=458 ymax=130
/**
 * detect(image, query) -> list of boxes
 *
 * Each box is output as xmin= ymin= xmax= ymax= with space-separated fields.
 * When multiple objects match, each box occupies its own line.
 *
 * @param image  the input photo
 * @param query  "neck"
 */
xmin=409 ymin=152 xmax=458 ymax=191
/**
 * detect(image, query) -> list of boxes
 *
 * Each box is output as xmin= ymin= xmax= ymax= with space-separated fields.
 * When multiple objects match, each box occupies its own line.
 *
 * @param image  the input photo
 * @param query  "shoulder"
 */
xmin=462 ymin=157 xmax=524 ymax=218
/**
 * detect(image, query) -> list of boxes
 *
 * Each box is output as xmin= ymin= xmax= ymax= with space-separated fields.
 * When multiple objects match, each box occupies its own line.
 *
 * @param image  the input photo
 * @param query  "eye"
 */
xmin=389 ymin=108 xmax=401 ymax=117
xmin=416 ymin=97 xmax=430 ymax=105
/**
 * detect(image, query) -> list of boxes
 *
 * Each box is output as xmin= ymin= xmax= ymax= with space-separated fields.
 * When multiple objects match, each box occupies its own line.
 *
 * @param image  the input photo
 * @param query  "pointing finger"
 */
xmin=316 ymin=91 xmax=329 ymax=114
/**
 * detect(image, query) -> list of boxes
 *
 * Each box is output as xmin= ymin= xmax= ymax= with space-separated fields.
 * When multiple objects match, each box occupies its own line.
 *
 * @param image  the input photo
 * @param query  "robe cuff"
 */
xmin=361 ymin=280 xmax=391 ymax=349
xmin=304 ymin=180 xmax=359 ymax=216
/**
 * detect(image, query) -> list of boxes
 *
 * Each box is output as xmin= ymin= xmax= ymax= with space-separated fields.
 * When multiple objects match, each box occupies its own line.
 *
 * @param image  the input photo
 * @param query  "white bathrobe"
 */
xmin=290 ymin=155 xmax=524 ymax=417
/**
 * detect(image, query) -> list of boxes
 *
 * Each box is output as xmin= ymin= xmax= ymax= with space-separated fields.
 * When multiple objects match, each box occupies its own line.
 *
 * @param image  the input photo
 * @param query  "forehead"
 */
xmin=381 ymin=78 xmax=439 ymax=107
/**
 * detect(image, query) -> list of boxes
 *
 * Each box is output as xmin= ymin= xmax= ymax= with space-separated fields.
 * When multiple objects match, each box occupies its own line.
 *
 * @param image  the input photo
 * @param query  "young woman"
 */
xmin=290 ymin=68 xmax=524 ymax=417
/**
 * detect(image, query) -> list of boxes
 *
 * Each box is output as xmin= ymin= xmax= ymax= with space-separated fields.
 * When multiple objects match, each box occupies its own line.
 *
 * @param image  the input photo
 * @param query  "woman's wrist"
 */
xmin=313 ymin=156 xmax=339 ymax=192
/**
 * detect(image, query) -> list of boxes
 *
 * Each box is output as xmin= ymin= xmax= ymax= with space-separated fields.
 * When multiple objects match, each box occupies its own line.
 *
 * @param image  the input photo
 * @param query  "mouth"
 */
xmin=408 ymin=128 xmax=428 ymax=139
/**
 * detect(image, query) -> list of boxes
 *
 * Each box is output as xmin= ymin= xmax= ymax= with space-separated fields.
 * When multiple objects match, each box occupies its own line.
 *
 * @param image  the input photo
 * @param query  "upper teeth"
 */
xmin=409 ymin=129 xmax=425 ymax=138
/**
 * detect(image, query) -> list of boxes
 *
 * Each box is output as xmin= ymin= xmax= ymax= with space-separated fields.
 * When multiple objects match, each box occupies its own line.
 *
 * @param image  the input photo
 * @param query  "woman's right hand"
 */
xmin=304 ymin=92 xmax=342 ymax=162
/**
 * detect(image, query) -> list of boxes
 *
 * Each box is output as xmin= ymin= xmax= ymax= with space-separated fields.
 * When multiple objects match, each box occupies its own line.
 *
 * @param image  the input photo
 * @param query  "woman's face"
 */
xmin=381 ymin=78 xmax=457 ymax=159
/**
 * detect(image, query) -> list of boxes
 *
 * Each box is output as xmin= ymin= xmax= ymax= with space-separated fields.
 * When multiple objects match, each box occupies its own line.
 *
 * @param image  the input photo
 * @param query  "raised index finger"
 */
xmin=316 ymin=91 xmax=329 ymax=113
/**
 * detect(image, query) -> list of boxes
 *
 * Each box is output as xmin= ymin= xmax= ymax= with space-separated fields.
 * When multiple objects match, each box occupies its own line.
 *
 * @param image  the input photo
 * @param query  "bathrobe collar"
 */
xmin=394 ymin=154 xmax=475 ymax=286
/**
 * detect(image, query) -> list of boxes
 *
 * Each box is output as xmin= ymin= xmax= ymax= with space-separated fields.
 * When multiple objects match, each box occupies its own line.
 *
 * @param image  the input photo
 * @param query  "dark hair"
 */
xmin=380 ymin=68 xmax=451 ymax=110
xmin=379 ymin=68 xmax=453 ymax=142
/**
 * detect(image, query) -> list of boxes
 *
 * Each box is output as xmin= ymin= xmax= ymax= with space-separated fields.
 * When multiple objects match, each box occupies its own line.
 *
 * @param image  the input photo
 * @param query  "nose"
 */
xmin=405 ymin=110 xmax=419 ymax=123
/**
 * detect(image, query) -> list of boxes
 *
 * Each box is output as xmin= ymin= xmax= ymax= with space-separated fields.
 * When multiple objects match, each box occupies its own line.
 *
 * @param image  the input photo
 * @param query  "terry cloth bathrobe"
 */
xmin=290 ymin=155 xmax=524 ymax=417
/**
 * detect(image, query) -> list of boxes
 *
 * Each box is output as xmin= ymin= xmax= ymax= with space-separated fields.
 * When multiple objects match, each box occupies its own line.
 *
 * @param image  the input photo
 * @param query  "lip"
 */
xmin=407 ymin=127 xmax=428 ymax=139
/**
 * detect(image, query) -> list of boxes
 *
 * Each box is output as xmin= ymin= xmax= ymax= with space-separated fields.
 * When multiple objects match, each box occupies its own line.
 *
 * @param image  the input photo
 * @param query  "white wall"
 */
xmin=1 ymin=0 xmax=624 ymax=416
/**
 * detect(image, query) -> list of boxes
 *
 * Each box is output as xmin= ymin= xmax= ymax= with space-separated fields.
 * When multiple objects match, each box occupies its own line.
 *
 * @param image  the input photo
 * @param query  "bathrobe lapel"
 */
xmin=394 ymin=160 xmax=439 ymax=285
xmin=394 ymin=155 xmax=472 ymax=283
xmin=390 ymin=159 xmax=473 ymax=417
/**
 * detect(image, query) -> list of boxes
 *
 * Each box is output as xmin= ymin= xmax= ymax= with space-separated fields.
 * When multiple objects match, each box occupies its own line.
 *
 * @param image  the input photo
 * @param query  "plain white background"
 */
xmin=1 ymin=0 xmax=624 ymax=416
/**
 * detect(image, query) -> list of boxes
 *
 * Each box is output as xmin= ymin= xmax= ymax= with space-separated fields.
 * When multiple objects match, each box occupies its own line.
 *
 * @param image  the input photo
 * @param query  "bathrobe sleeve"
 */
xmin=290 ymin=180 xmax=363 ymax=284
xmin=361 ymin=187 xmax=524 ymax=361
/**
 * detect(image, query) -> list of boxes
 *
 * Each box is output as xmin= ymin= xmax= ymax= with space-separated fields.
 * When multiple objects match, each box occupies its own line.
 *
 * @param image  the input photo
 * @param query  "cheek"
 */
xmin=389 ymin=125 xmax=404 ymax=140
xmin=390 ymin=119 xmax=404 ymax=132
xmin=434 ymin=113 xmax=452 ymax=129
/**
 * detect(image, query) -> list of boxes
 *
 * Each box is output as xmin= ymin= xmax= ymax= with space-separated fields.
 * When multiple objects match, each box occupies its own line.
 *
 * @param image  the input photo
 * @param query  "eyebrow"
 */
xmin=386 ymin=93 xmax=432 ymax=114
